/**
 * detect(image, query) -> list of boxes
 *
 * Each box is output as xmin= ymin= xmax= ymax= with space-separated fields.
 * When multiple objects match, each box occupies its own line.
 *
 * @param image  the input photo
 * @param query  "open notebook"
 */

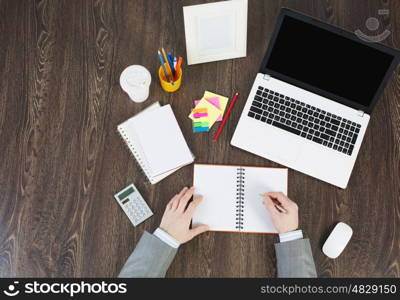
xmin=192 ymin=164 xmax=288 ymax=233
xmin=117 ymin=103 xmax=194 ymax=184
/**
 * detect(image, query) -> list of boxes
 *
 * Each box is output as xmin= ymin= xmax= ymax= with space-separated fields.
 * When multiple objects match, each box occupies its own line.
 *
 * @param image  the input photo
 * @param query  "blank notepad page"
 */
xmin=132 ymin=105 xmax=193 ymax=177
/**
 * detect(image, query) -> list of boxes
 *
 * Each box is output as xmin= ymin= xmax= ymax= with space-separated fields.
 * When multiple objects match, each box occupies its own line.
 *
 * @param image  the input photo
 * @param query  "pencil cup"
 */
xmin=158 ymin=64 xmax=182 ymax=92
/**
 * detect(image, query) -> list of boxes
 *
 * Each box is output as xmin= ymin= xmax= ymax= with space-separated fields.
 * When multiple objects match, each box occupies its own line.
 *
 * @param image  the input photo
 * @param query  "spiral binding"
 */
xmin=235 ymin=167 xmax=245 ymax=230
xmin=117 ymin=126 xmax=154 ymax=184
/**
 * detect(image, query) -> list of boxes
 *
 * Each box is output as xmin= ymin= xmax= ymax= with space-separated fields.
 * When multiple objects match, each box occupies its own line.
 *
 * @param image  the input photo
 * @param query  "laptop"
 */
xmin=231 ymin=8 xmax=400 ymax=188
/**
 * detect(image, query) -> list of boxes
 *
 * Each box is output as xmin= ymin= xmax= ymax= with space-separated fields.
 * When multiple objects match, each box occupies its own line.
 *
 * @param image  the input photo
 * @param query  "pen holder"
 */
xmin=158 ymin=64 xmax=182 ymax=92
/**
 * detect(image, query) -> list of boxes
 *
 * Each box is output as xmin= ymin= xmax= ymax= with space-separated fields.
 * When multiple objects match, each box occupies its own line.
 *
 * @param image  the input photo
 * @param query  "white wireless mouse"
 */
xmin=322 ymin=222 xmax=353 ymax=259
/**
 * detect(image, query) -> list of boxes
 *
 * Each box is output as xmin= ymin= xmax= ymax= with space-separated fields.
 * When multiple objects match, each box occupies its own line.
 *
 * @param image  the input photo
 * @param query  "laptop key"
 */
xmin=261 ymin=117 xmax=266 ymax=122
xmin=256 ymin=90 xmax=262 ymax=95
xmin=267 ymin=119 xmax=272 ymax=124
xmin=272 ymin=121 xmax=300 ymax=135
xmin=255 ymin=114 xmax=261 ymax=120
xmin=351 ymin=134 xmax=358 ymax=144
xmin=312 ymin=137 xmax=323 ymax=144
xmin=325 ymin=129 xmax=336 ymax=136
xmin=321 ymin=133 xmax=330 ymax=140
xmin=248 ymin=112 xmax=255 ymax=118
xmin=250 ymin=106 xmax=262 ymax=114
xmin=301 ymin=132 xmax=306 ymax=137
xmin=252 ymin=101 xmax=262 ymax=108
xmin=331 ymin=119 xmax=340 ymax=126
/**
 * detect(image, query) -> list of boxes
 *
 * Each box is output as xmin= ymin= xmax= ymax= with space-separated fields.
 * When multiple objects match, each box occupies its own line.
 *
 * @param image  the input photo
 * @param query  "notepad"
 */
xmin=192 ymin=164 xmax=288 ymax=233
xmin=118 ymin=104 xmax=194 ymax=184
xmin=188 ymin=98 xmax=220 ymax=128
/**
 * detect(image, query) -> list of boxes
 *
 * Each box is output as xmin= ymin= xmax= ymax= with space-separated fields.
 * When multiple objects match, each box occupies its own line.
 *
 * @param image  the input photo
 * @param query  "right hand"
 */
xmin=262 ymin=192 xmax=299 ymax=234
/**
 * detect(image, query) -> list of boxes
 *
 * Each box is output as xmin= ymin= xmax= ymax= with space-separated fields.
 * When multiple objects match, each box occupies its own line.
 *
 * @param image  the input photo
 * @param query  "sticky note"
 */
xmin=194 ymin=97 xmax=223 ymax=121
xmin=193 ymin=112 xmax=208 ymax=118
xmin=204 ymin=91 xmax=228 ymax=120
xmin=193 ymin=126 xmax=209 ymax=132
xmin=193 ymin=121 xmax=209 ymax=128
xmin=189 ymin=98 xmax=220 ymax=128
xmin=192 ymin=107 xmax=207 ymax=114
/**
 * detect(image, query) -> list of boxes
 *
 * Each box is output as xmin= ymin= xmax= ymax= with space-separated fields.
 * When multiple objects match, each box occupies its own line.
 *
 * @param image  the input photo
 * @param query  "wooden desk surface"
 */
xmin=0 ymin=0 xmax=399 ymax=277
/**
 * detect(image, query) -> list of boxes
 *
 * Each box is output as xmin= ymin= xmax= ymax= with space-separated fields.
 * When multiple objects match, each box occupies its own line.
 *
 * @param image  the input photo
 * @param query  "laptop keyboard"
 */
xmin=248 ymin=86 xmax=361 ymax=156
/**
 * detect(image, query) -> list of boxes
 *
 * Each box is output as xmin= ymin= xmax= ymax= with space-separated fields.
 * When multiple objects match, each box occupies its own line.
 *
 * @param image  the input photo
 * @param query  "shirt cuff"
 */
xmin=279 ymin=229 xmax=303 ymax=243
xmin=153 ymin=228 xmax=180 ymax=249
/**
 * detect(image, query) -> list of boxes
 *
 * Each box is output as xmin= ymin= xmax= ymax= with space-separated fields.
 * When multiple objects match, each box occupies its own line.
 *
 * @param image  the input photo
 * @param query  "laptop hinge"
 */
xmin=263 ymin=74 xmax=271 ymax=81
xmin=357 ymin=110 xmax=365 ymax=117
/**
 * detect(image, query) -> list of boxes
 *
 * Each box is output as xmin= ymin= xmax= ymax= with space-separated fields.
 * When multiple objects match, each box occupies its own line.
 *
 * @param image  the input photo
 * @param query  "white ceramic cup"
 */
xmin=120 ymin=65 xmax=151 ymax=103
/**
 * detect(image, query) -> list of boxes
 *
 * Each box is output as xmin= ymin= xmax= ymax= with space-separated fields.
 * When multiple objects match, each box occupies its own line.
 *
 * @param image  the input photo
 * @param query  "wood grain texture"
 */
xmin=0 ymin=0 xmax=399 ymax=277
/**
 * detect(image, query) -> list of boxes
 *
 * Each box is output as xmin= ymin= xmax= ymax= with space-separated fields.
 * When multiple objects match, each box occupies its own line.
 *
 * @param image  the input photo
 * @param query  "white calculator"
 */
xmin=114 ymin=184 xmax=153 ymax=226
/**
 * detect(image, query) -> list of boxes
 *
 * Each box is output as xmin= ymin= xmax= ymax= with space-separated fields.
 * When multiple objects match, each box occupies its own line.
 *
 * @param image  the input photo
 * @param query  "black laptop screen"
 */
xmin=265 ymin=15 xmax=394 ymax=108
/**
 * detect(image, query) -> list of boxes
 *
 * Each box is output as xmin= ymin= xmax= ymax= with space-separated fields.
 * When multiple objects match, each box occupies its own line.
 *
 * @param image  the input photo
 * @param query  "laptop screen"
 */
xmin=265 ymin=15 xmax=395 ymax=110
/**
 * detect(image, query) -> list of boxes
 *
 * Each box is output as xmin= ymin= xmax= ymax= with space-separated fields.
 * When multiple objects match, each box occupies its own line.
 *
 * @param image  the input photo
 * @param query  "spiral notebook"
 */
xmin=117 ymin=103 xmax=194 ymax=184
xmin=192 ymin=164 xmax=288 ymax=234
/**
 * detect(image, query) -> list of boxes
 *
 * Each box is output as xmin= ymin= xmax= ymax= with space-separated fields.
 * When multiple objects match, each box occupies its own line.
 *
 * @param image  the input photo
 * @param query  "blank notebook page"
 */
xmin=132 ymin=105 xmax=193 ymax=177
xmin=192 ymin=165 xmax=237 ymax=231
xmin=243 ymin=167 xmax=287 ymax=233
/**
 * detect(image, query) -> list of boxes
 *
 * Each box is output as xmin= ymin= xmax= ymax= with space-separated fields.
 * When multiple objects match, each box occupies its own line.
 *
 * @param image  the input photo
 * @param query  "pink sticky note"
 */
xmin=194 ymin=97 xmax=222 ymax=121
xmin=193 ymin=112 xmax=208 ymax=118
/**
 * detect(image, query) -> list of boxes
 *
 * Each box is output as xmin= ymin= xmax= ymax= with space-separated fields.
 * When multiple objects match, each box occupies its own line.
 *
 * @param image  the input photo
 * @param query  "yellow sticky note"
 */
xmin=189 ymin=99 xmax=220 ymax=128
xmin=204 ymin=91 xmax=229 ymax=119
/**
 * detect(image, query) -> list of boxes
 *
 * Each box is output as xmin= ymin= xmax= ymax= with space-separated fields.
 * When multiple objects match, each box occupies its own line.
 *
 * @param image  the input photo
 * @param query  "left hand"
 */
xmin=160 ymin=186 xmax=209 ymax=244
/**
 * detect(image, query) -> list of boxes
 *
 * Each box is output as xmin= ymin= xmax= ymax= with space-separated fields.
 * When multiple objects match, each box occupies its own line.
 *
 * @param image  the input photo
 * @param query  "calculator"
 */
xmin=114 ymin=184 xmax=153 ymax=226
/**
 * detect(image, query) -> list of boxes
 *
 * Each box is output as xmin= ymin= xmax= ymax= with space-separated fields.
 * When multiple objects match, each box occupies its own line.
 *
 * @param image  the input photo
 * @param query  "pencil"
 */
xmin=161 ymin=48 xmax=173 ymax=79
xmin=213 ymin=92 xmax=239 ymax=141
xmin=175 ymin=57 xmax=183 ymax=80
xmin=157 ymin=50 xmax=168 ymax=79
xmin=158 ymin=50 xmax=174 ymax=85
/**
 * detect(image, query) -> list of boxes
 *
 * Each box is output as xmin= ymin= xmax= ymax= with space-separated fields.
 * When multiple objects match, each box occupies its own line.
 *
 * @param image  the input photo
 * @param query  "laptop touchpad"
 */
xmin=264 ymin=129 xmax=301 ymax=164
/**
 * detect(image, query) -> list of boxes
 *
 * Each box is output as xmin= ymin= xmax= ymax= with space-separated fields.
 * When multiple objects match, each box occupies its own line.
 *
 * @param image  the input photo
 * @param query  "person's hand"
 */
xmin=160 ymin=186 xmax=209 ymax=244
xmin=261 ymin=192 xmax=299 ymax=233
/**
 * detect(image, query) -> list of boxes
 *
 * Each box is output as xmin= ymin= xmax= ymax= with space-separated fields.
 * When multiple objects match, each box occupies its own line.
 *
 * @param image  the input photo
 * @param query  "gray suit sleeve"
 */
xmin=118 ymin=231 xmax=178 ymax=278
xmin=274 ymin=238 xmax=317 ymax=278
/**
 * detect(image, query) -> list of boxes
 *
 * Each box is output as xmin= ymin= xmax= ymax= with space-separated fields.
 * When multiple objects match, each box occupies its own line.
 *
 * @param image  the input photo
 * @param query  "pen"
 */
xmin=167 ymin=52 xmax=175 ymax=76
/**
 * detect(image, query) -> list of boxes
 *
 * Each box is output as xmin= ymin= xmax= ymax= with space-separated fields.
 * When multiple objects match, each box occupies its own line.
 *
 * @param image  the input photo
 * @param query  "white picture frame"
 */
xmin=183 ymin=0 xmax=248 ymax=65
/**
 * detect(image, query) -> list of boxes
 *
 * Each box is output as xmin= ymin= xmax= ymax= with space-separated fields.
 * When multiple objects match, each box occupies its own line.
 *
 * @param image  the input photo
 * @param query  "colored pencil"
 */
xmin=161 ymin=48 xmax=173 ymax=78
xmin=157 ymin=51 xmax=168 ymax=79
xmin=213 ymin=92 xmax=239 ymax=141
xmin=158 ymin=50 xmax=174 ymax=85
xmin=175 ymin=56 xmax=183 ymax=80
